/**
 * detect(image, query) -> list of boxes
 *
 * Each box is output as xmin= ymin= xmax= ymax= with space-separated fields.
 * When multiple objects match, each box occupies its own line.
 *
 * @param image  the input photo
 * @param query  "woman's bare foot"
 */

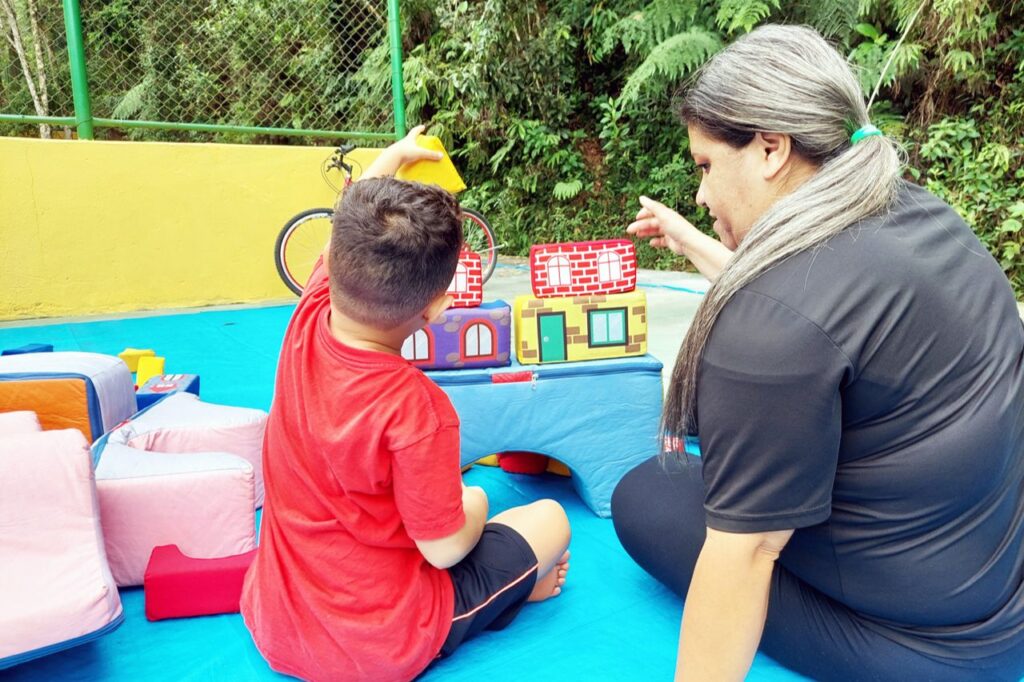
xmin=528 ymin=550 xmax=570 ymax=602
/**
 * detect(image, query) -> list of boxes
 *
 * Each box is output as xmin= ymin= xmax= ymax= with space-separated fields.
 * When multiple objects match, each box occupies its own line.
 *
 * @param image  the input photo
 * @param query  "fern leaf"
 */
xmin=715 ymin=0 xmax=780 ymax=36
xmin=620 ymin=27 xmax=723 ymax=104
xmin=113 ymin=79 xmax=149 ymax=119
xmin=553 ymin=179 xmax=584 ymax=201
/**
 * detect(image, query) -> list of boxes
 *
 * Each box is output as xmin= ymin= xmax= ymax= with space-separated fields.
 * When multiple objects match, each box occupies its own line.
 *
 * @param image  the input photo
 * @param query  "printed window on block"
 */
xmin=547 ymin=256 xmax=572 ymax=287
xmin=464 ymin=322 xmax=494 ymax=358
xmin=588 ymin=309 xmax=627 ymax=347
xmin=402 ymin=329 xmax=431 ymax=361
xmin=448 ymin=263 xmax=469 ymax=293
xmin=597 ymin=251 xmax=622 ymax=282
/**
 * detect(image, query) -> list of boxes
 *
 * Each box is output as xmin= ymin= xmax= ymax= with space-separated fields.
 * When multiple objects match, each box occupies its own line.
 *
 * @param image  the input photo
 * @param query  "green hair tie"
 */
xmin=851 ymin=124 xmax=883 ymax=144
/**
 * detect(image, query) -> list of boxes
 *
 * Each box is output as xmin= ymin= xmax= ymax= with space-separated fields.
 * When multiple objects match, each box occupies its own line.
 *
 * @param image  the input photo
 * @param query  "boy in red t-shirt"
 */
xmin=240 ymin=126 xmax=571 ymax=682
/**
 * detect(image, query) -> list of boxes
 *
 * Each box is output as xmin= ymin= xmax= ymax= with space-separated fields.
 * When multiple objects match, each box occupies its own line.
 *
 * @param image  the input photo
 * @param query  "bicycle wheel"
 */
xmin=460 ymin=207 xmax=497 ymax=283
xmin=275 ymin=208 xmax=334 ymax=296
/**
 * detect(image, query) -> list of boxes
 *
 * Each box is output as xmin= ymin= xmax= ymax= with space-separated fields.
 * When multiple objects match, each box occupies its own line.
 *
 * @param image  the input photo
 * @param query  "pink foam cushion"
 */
xmin=95 ymin=443 xmax=257 ymax=587
xmin=0 ymin=429 xmax=122 ymax=660
xmin=110 ymin=393 xmax=266 ymax=507
xmin=0 ymin=410 xmax=41 ymax=436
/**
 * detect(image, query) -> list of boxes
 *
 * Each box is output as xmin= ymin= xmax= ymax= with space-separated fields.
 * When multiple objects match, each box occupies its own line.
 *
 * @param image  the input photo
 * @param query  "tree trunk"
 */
xmin=0 ymin=0 xmax=50 ymax=138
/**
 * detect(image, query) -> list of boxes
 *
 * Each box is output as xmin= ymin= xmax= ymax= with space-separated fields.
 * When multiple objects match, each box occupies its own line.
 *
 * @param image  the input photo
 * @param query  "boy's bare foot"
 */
xmin=528 ymin=550 xmax=570 ymax=602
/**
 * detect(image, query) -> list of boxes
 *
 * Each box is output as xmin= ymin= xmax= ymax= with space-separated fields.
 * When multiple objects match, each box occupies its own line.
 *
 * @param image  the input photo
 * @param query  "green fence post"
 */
xmin=62 ymin=0 xmax=94 ymax=140
xmin=387 ymin=0 xmax=406 ymax=139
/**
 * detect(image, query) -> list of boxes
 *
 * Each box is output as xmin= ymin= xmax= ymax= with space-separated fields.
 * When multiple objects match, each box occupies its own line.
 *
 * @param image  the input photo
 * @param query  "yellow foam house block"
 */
xmin=118 ymin=348 xmax=155 ymax=373
xmin=513 ymin=290 xmax=648 ymax=364
xmin=135 ymin=355 xmax=166 ymax=388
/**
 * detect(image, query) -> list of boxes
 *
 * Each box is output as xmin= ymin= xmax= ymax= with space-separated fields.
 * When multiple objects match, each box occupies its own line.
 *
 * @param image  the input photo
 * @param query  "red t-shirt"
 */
xmin=240 ymin=259 xmax=465 ymax=681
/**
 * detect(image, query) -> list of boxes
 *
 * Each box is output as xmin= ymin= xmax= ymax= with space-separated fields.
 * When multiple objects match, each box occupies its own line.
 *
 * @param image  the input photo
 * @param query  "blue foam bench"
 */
xmin=427 ymin=354 xmax=663 ymax=517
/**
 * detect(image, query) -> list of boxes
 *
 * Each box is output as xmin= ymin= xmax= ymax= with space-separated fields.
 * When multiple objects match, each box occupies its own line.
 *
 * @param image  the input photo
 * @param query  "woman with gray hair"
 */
xmin=613 ymin=24 xmax=1024 ymax=682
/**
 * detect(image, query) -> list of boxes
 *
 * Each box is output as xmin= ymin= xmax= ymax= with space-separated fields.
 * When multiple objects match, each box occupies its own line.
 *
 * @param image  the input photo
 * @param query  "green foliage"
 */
xmin=1 ymin=0 xmax=1021 ymax=298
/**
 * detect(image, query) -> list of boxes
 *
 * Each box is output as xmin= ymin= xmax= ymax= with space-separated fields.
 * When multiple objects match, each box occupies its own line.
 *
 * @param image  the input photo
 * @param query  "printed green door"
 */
xmin=538 ymin=313 xmax=567 ymax=362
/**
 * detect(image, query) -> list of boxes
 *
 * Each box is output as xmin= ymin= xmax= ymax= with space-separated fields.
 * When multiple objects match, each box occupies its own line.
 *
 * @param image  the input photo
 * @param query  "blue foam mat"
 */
xmin=0 ymin=307 xmax=808 ymax=681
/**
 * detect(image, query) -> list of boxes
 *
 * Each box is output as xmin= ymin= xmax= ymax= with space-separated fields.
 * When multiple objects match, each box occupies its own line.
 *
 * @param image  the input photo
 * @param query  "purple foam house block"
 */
xmin=402 ymin=301 xmax=511 ymax=371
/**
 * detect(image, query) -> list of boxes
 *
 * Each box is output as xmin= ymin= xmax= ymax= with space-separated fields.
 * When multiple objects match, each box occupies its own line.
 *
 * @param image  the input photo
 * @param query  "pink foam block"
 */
xmin=144 ymin=545 xmax=257 ymax=621
xmin=95 ymin=443 xmax=257 ymax=586
xmin=0 ymin=410 xmax=41 ymax=436
xmin=108 ymin=392 xmax=267 ymax=507
xmin=0 ymin=429 xmax=122 ymax=663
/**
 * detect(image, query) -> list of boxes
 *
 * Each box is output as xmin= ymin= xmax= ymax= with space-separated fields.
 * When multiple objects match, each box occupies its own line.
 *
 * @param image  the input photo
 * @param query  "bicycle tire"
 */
xmin=274 ymin=208 xmax=334 ymax=296
xmin=460 ymin=207 xmax=498 ymax=283
xmin=275 ymin=205 xmax=498 ymax=296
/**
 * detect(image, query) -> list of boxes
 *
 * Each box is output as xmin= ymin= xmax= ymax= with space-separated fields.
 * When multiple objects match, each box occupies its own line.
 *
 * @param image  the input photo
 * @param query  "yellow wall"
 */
xmin=0 ymin=136 xmax=383 ymax=320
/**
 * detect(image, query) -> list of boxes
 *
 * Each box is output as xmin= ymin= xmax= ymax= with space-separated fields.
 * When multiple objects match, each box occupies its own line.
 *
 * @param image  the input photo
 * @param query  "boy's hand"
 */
xmin=361 ymin=124 xmax=443 ymax=179
xmin=391 ymin=124 xmax=444 ymax=166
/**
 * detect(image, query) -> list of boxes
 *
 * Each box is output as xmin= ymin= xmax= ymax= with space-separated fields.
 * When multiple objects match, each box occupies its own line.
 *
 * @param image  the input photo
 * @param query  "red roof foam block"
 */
xmin=529 ymin=239 xmax=637 ymax=298
xmin=144 ymin=545 xmax=257 ymax=621
xmin=447 ymin=249 xmax=484 ymax=308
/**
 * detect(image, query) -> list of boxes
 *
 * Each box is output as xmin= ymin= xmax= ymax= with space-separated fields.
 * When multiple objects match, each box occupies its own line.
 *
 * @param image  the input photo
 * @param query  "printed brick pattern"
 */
xmin=447 ymin=250 xmax=483 ymax=308
xmin=529 ymin=239 xmax=638 ymax=298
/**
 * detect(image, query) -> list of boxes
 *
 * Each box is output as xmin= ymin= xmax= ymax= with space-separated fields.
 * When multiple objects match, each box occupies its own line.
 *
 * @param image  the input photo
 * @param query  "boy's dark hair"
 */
xmin=329 ymin=177 xmax=463 ymax=330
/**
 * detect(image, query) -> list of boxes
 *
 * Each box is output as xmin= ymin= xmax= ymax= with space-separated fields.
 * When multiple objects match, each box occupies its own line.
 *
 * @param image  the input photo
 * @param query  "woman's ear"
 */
xmin=756 ymin=131 xmax=792 ymax=181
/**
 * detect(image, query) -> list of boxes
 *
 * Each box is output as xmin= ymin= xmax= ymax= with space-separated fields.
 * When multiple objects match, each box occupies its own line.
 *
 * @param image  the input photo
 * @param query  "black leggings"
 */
xmin=611 ymin=456 xmax=1023 ymax=682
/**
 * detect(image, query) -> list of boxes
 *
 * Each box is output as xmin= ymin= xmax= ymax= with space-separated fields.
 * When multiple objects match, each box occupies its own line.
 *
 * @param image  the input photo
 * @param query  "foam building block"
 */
xmin=0 ymin=352 xmax=137 ymax=442
xmin=393 ymin=135 xmax=467 ymax=193
xmin=0 ymin=410 xmax=42 ymax=436
xmin=136 ymin=374 xmax=201 ymax=410
xmin=529 ymin=239 xmax=637 ymax=298
xmin=0 ymin=428 xmax=123 ymax=670
xmin=402 ymin=300 xmax=511 ymax=371
xmin=93 ymin=442 xmax=257 ymax=587
xmin=514 ymin=290 xmax=648 ymax=364
xmin=2 ymin=343 xmax=53 ymax=356
xmin=427 ymin=354 xmax=663 ymax=516
xmin=117 ymin=348 xmax=155 ymax=373
xmin=446 ymin=250 xmax=483 ymax=308
xmin=101 ymin=392 xmax=267 ymax=506
xmin=135 ymin=355 xmax=166 ymax=388
xmin=144 ymin=545 xmax=257 ymax=621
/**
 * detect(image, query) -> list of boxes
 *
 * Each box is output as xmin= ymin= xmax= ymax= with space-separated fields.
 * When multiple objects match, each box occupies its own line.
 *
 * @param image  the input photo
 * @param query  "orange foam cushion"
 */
xmin=0 ymin=378 xmax=93 ymax=441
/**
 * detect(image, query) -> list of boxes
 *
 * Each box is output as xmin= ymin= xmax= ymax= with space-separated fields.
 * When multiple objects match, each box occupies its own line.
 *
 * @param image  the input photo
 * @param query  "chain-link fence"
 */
xmin=0 ymin=0 xmax=404 ymax=143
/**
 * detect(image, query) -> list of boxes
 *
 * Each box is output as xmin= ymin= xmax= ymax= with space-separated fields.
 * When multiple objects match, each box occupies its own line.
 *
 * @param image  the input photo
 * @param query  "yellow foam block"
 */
xmin=513 ymin=290 xmax=648 ymax=364
xmin=118 ymin=348 xmax=155 ymax=373
xmin=395 ymin=135 xmax=467 ymax=194
xmin=475 ymin=454 xmax=500 ymax=467
xmin=547 ymin=459 xmax=571 ymax=477
xmin=135 ymin=355 xmax=166 ymax=388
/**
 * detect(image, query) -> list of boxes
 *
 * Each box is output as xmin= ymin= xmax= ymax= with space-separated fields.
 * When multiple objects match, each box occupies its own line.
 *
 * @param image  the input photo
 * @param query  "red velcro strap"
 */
xmin=492 ymin=371 xmax=533 ymax=384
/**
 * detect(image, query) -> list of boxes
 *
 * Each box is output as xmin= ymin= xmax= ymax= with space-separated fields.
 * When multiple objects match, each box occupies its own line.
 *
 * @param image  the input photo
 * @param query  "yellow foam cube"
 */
xmin=135 ymin=355 xmax=166 ymax=388
xmin=395 ymin=135 xmax=467 ymax=194
xmin=118 ymin=348 xmax=155 ymax=373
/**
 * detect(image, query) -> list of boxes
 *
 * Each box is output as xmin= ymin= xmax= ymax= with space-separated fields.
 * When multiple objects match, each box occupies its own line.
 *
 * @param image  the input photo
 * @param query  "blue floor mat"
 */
xmin=0 ymin=307 xmax=808 ymax=681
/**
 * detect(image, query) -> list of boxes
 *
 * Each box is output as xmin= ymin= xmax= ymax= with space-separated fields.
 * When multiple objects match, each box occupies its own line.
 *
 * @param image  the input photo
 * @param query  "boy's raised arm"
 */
xmin=415 ymin=485 xmax=488 ymax=569
xmin=322 ymin=125 xmax=444 ymax=262
xmin=360 ymin=124 xmax=444 ymax=180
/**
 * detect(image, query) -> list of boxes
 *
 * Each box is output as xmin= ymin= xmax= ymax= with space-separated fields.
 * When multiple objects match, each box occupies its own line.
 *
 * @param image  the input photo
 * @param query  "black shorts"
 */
xmin=438 ymin=522 xmax=539 ymax=658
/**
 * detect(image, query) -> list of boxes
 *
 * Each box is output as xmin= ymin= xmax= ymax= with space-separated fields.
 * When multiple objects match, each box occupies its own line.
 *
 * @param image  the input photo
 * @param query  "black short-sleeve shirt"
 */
xmin=696 ymin=181 xmax=1024 ymax=658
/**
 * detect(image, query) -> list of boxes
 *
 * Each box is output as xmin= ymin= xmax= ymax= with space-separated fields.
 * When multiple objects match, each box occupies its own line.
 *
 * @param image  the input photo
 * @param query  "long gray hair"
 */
xmin=663 ymin=24 xmax=903 ymax=445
